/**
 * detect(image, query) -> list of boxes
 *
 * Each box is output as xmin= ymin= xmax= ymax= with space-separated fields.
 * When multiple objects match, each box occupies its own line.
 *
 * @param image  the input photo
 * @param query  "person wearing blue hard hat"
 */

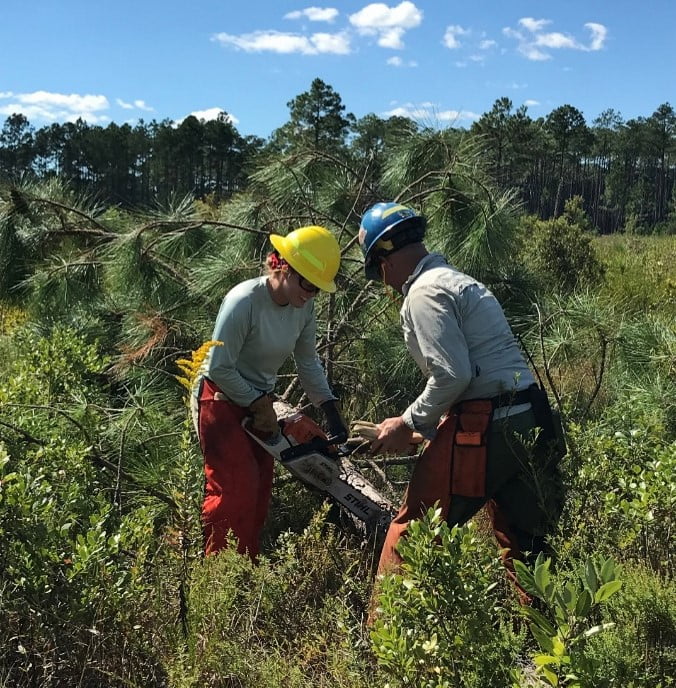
xmin=359 ymin=201 xmax=564 ymax=600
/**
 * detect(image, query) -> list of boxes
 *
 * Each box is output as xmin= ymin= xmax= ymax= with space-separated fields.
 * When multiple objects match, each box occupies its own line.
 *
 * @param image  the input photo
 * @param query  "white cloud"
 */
xmin=535 ymin=32 xmax=578 ymax=49
xmin=386 ymin=55 xmax=417 ymax=67
xmin=180 ymin=108 xmax=239 ymax=125
xmin=133 ymin=99 xmax=154 ymax=112
xmin=0 ymin=90 xmax=109 ymax=123
xmin=504 ymin=18 xmax=607 ymax=60
xmin=349 ymin=1 xmax=422 ymax=29
xmin=117 ymin=98 xmax=154 ymax=112
xmin=284 ymin=7 xmax=339 ymax=22
xmin=212 ymin=30 xmax=350 ymax=54
xmin=524 ymin=99 xmax=540 ymax=107
xmin=522 ymin=45 xmax=551 ymax=61
xmin=479 ymin=39 xmax=497 ymax=50
xmin=18 ymin=91 xmax=107 ymax=111
xmin=443 ymin=24 xmax=469 ymax=50
xmin=585 ymin=22 xmax=607 ymax=51
xmin=519 ymin=17 xmax=551 ymax=33
xmin=377 ymin=27 xmax=404 ymax=48
xmin=349 ymin=1 xmax=422 ymax=49
xmin=383 ymin=102 xmax=479 ymax=124
xmin=312 ymin=32 xmax=351 ymax=53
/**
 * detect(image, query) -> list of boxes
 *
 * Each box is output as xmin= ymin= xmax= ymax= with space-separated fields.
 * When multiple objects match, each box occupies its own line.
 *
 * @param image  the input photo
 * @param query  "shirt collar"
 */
xmin=402 ymin=253 xmax=448 ymax=296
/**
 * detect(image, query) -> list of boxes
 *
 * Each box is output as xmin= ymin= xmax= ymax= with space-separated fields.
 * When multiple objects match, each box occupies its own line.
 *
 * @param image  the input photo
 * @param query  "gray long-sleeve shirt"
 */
xmin=400 ymin=254 xmax=535 ymax=433
xmin=202 ymin=277 xmax=335 ymax=407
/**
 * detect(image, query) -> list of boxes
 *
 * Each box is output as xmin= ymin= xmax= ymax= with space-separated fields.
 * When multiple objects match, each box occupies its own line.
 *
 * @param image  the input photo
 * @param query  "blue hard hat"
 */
xmin=358 ymin=202 xmax=426 ymax=280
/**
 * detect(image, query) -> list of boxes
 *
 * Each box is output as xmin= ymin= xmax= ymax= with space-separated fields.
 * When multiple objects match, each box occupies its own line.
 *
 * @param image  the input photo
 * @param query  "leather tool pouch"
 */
xmin=451 ymin=399 xmax=492 ymax=498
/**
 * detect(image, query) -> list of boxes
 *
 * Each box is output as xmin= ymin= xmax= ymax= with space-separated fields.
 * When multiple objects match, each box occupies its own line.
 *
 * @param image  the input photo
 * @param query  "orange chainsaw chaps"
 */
xmin=376 ymin=412 xmax=458 ymax=576
xmin=376 ymin=400 xmax=493 ymax=576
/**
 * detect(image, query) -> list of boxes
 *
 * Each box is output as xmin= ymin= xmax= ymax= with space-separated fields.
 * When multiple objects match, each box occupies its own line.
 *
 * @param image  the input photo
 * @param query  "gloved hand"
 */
xmin=320 ymin=399 xmax=349 ymax=444
xmin=248 ymin=394 xmax=278 ymax=437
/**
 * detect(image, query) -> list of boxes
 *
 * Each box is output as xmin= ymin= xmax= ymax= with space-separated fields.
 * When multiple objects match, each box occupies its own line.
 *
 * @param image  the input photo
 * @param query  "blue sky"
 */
xmin=2 ymin=1 xmax=674 ymax=138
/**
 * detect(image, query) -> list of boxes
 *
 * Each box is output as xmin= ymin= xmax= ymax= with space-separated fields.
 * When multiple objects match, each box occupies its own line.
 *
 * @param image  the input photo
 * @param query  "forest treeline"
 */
xmin=1 ymin=79 xmax=675 ymax=234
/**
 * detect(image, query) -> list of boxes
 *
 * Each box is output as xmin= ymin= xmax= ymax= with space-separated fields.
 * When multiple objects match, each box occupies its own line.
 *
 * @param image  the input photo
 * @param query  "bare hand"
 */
xmin=370 ymin=416 xmax=414 ymax=454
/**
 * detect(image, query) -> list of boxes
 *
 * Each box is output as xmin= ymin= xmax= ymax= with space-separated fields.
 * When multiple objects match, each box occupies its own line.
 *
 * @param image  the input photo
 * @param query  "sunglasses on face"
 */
xmin=290 ymin=268 xmax=319 ymax=294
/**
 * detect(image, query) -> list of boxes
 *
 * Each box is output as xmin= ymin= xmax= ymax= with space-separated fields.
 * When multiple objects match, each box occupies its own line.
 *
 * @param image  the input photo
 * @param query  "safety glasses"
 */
xmin=290 ymin=268 xmax=319 ymax=294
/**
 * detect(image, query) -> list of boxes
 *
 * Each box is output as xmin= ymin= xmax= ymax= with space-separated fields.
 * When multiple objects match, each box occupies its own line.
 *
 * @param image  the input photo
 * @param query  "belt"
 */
xmin=490 ymin=386 xmax=533 ymax=409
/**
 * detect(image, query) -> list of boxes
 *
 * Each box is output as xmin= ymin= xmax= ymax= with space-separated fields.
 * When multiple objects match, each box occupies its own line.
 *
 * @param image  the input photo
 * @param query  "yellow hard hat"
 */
xmin=269 ymin=225 xmax=340 ymax=293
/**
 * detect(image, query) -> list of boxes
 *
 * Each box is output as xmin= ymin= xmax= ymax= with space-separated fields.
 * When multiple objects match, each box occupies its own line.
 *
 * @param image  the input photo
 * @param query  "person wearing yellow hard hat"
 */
xmin=194 ymin=225 xmax=347 ymax=558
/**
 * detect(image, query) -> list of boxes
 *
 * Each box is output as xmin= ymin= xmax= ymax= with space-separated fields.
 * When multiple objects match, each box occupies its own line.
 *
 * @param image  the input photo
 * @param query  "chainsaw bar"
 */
xmin=243 ymin=410 xmax=395 ymax=536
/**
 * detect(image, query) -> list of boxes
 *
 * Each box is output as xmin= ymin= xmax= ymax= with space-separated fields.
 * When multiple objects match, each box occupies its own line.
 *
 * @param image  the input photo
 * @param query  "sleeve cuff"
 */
xmin=401 ymin=407 xmax=418 ymax=431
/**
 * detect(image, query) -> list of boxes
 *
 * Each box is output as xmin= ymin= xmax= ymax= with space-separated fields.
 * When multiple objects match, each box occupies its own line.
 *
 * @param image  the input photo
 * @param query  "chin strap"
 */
xmin=379 ymin=261 xmax=402 ymax=305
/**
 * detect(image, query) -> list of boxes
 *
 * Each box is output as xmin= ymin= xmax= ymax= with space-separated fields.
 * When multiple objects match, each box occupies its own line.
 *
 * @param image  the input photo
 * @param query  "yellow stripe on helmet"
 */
xmin=289 ymin=233 xmax=325 ymax=270
xmin=380 ymin=204 xmax=411 ymax=220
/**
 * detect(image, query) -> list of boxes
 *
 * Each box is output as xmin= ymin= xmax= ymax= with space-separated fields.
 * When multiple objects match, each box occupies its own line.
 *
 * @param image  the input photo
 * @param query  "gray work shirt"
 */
xmin=400 ymin=254 xmax=535 ymax=434
xmin=201 ymin=277 xmax=334 ymax=407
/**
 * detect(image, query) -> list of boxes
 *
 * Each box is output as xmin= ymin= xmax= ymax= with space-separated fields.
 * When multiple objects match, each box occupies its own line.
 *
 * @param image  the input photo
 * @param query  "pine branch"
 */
xmin=2 ymin=403 xmax=179 ymax=509
xmin=0 ymin=419 xmax=46 ymax=445
xmin=24 ymin=194 xmax=111 ymax=233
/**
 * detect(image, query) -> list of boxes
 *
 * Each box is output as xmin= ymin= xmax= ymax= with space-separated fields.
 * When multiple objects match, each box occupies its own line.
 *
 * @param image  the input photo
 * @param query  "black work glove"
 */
xmin=321 ymin=399 xmax=349 ymax=444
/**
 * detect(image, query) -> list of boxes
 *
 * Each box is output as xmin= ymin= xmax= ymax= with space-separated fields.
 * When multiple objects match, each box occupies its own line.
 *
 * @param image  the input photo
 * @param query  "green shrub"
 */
xmin=520 ymin=197 xmax=605 ymax=293
xmin=169 ymin=507 xmax=375 ymax=688
xmin=0 ymin=324 xmax=169 ymax=685
xmin=513 ymin=554 xmax=622 ymax=687
xmin=370 ymin=508 xmax=518 ymax=688
xmin=0 ymin=440 xmax=163 ymax=685
xmin=560 ymin=400 xmax=676 ymax=573
xmin=585 ymin=566 xmax=676 ymax=687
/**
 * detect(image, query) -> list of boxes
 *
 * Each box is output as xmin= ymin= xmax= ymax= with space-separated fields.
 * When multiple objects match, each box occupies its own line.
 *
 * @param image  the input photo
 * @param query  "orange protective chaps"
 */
xmin=376 ymin=399 xmax=538 ymax=601
xmin=196 ymin=378 xmax=274 ymax=559
xmin=376 ymin=409 xmax=459 ymax=574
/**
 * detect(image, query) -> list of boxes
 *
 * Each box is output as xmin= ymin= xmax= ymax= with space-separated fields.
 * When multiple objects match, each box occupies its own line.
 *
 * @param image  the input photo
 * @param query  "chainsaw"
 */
xmin=243 ymin=406 xmax=395 ymax=537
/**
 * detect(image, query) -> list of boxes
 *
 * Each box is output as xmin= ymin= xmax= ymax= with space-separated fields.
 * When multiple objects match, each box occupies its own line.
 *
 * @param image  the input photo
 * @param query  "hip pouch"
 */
xmin=451 ymin=399 xmax=493 ymax=498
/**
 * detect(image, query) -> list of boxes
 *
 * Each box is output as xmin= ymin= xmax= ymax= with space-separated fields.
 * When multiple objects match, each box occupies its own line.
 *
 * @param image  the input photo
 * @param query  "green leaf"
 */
xmin=530 ymin=623 xmax=555 ymax=653
xmin=594 ymin=580 xmax=622 ymax=603
xmin=584 ymin=559 xmax=598 ymax=594
xmin=534 ymin=559 xmax=551 ymax=596
xmin=541 ymin=665 xmax=559 ymax=686
xmin=534 ymin=654 xmax=558 ymax=666
xmin=551 ymin=635 xmax=566 ymax=657
xmin=514 ymin=559 xmax=539 ymax=597
xmin=600 ymin=558 xmax=616 ymax=583
xmin=522 ymin=605 xmax=556 ymax=636
xmin=574 ymin=589 xmax=592 ymax=617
